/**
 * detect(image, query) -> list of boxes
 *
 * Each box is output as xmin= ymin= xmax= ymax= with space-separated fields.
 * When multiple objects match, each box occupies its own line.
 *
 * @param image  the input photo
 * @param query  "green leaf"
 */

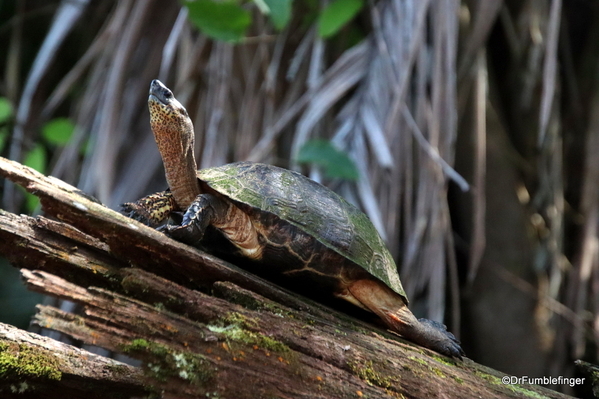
xmin=263 ymin=0 xmax=292 ymax=30
xmin=0 ymin=97 xmax=13 ymax=124
xmin=24 ymin=143 xmax=47 ymax=174
xmin=296 ymin=139 xmax=358 ymax=180
xmin=318 ymin=0 xmax=364 ymax=38
xmin=42 ymin=118 xmax=75 ymax=146
xmin=23 ymin=144 xmax=47 ymax=213
xmin=184 ymin=0 xmax=251 ymax=42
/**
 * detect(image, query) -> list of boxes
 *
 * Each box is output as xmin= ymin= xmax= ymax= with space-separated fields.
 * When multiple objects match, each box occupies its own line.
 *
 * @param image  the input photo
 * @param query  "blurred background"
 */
xmin=0 ymin=0 xmax=597 ymax=396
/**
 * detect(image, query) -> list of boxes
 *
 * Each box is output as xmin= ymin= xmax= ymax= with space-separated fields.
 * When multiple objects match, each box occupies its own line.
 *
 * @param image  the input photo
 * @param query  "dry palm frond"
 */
xmin=4 ymin=0 xmax=91 ymax=211
xmin=277 ymin=0 xmax=466 ymax=322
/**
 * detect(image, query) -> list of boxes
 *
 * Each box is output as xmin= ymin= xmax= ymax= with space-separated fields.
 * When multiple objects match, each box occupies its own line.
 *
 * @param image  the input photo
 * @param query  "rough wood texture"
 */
xmin=0 ymin=322 xmax=148 ymax=399
xmin=0 ymin=156 xmax=578 ymax=398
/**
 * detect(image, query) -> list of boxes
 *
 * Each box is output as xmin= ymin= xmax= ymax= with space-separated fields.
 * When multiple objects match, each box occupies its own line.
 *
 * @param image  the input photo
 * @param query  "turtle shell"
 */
xmin=197 ymin=161 xmax=407 ymax=303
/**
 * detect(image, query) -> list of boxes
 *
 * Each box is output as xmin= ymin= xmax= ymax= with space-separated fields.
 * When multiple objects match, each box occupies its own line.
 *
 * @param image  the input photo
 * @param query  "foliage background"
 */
xmin=0 ymin=0 xmax=597 ymax=396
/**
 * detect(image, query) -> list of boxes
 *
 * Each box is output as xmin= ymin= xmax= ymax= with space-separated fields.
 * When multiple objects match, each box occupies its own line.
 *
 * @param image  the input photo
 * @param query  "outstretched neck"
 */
xmin=148 ymin=79 xmax=201 ymax=210
xmin=153 ymin=119 xmax=200 ymax=210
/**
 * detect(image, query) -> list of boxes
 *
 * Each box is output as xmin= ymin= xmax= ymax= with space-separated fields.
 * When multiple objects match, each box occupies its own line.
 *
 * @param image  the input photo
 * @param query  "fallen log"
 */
xmin=0 ymin=156 xmax=580 ymax=398
xmin=0 ymin=322 xmax=148 ymax=399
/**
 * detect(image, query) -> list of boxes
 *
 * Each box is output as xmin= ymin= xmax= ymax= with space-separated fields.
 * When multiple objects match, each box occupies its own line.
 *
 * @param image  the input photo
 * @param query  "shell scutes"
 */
xmin=197 ymin=162 xmax=407 ymax=301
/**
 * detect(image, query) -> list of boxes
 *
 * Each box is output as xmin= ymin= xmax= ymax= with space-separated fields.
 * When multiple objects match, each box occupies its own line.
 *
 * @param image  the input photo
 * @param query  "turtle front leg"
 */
xmin=163 ymin=193 xmax=263 ymax=259
xmin=345 ymin=279 xmax=465 ymax=358
xmin=122 ymin=190 xmax=178 ymax=227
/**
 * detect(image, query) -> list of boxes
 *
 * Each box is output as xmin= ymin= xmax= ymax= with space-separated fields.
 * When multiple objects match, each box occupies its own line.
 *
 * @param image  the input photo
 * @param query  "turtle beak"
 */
xmin=149 ymin=79 xmax=173 ymax=105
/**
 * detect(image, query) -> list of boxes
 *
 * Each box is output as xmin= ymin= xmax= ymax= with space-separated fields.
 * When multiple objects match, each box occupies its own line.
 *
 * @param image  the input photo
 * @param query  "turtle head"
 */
xmin=148 ymin=79 xmax=193 ymax=144
xmin=148 ymin=80 xmax=200 ymax=209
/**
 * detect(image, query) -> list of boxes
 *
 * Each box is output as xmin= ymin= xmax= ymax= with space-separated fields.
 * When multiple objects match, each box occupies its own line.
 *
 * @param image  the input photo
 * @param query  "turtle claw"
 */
xmin=417 ymin=318 xmax=465 ymax=359
xmin=158 ymin=193 xmax=230 ymax=248
xmin=158 ymin=222 xmax=204 ymax=247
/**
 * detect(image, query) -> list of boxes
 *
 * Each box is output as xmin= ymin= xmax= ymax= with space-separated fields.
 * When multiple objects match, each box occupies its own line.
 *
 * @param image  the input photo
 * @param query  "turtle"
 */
xmin=122 ymin=79 xmax=465 ymax=358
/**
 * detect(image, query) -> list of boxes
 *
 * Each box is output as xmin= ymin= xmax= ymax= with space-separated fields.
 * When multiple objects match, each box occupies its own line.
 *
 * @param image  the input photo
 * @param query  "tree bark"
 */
xmin=0 ymin=156 xmax=580 ymax=398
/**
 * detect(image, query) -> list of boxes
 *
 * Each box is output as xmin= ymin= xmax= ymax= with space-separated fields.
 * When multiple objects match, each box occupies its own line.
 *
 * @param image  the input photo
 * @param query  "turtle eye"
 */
xmin=164 ymin=90 xmax=173 ymax=100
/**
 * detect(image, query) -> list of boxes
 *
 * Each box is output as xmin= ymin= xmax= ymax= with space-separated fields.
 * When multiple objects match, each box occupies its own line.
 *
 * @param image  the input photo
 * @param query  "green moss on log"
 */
xmin=123 ymin=338 xmax=215 ymax=386
xmin=0 ymin=342 xmax=62 ymax=381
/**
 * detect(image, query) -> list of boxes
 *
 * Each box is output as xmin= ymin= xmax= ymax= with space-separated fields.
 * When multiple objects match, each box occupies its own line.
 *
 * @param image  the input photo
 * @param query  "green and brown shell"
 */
xmin=197 ymin=162 xmax=407 ymax=303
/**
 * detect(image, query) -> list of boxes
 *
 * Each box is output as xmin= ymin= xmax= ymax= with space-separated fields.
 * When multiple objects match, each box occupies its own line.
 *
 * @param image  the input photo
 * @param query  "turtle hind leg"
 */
xmin=121 ymin=190 xmax=178 ymax=227
xmin=391 ymin=313 xmax=465 ymax=359
xmin=345 ymin=279 xmax=465 ymax=359
xmin=410 ymin=318 xmax=465 ymax=359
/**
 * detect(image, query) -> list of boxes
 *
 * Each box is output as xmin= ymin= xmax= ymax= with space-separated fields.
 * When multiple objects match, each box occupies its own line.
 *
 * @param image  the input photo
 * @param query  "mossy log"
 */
xmin=0 ymin=322 xmax=147 ymax=399
xmin=0 ymin=156 xmax=579 ymax=399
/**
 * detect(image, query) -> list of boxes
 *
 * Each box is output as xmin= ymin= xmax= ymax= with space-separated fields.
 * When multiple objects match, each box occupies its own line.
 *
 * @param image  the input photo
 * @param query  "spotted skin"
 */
xmin=148 ymin=80 xmax=200 ymax=209
xmin=122 ymin=190 xmax=178 ymax=227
